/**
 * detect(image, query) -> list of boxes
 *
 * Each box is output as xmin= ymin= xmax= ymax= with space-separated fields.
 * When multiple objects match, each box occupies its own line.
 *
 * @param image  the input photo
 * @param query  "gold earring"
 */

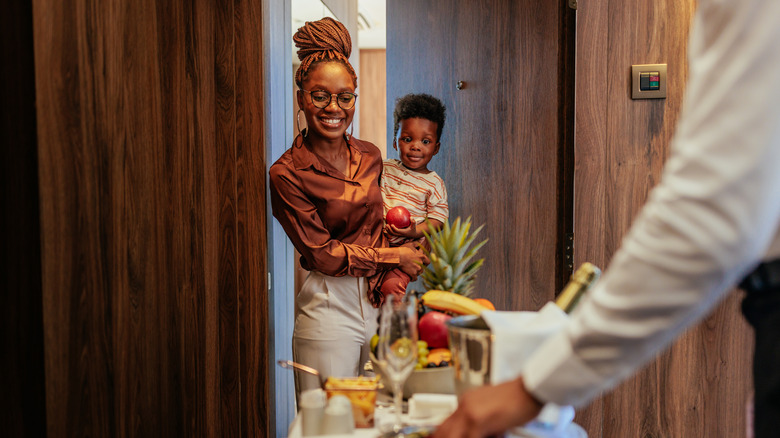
xmin=296 ymin=109 xmax=308 ymax=137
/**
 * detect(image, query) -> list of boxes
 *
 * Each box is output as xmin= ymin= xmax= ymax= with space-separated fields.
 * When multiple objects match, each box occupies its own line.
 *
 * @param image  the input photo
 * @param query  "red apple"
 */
xmin=386 ymin=206 xmax=412 ymax=229
xmin=418 ymin=311 xmax=452 ymax=349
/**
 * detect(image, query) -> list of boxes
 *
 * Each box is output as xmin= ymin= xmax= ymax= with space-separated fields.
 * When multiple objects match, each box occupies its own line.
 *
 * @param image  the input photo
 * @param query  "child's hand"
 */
xmin=385 ymin=221 xmax=420 ymax=239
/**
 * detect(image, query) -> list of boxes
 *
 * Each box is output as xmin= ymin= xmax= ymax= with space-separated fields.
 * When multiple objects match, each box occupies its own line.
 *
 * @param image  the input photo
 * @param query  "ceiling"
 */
xmin=292 ymin=0 xmax=387 ymax=49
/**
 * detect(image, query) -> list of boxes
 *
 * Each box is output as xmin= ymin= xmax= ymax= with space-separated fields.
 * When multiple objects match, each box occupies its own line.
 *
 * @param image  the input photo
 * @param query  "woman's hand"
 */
xmin=397 ymin=245 xmax=428 ymax=279
xmin=432 ymin=377 xmax=544 ymax=438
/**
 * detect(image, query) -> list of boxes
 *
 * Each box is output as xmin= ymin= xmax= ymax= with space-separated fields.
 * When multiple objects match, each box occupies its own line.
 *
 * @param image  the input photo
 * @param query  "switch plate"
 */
xmin=632 ymin=64 xmax=667 ymax=99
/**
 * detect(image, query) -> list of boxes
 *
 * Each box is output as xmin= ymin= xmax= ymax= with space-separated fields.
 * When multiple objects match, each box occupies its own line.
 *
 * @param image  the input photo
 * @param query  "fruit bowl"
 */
xmin=401 ymin=366 xmax=455 ymax=399
xmin=369 ymin=352 xmax=455 ymax=399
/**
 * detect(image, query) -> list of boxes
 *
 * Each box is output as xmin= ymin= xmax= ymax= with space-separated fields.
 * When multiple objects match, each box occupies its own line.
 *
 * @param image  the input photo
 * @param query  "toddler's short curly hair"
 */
xmin=392 ymin=94 xmax=446 ymax=142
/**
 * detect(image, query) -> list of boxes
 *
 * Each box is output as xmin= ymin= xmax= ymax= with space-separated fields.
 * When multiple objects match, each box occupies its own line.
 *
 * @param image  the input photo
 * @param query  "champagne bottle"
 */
xmin=555 ymin=262 xmax=601 ymax=313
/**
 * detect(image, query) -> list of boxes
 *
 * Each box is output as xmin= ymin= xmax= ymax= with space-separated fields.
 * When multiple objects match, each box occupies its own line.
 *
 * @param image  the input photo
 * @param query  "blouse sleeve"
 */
xmin=269 ymin=164 xmax=400 ymax=278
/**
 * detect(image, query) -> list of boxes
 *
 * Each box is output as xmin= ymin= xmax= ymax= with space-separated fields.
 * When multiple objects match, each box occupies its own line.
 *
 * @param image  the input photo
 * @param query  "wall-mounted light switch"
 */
xmin=632 ymin=64 xmax=667 ymax=99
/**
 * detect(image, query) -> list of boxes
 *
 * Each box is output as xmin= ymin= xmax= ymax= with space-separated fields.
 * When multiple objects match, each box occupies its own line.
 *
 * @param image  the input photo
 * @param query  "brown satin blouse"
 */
xmin=269 ymin=134 xmax=400 ymax=279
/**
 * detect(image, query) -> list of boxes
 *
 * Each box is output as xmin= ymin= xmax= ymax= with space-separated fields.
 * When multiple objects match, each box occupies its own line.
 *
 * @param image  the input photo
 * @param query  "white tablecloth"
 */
xmin=288 ymin=405 xmax=420 ymax=438
xmin=287 ymin=405 xmax=587 ymax=438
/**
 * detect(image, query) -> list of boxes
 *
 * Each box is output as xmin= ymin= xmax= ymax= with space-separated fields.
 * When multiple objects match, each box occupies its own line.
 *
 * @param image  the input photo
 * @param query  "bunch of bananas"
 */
xmin=421 ymin=290 xmax=490 ymax=315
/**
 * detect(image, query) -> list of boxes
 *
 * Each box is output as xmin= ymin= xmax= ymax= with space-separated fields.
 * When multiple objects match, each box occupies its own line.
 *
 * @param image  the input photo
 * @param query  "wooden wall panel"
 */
xmin=573 ymin=0 xmax=753 ymax=436
xmin=359 ymin=49 xmax=387 ymax=155
xmin=32 ymin=0 xmax=269 ymax=436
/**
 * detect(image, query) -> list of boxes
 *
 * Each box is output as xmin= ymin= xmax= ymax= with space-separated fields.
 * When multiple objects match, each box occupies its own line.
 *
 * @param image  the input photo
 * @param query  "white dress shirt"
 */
xmin=523 ymin=0 xmax=780 ymax=407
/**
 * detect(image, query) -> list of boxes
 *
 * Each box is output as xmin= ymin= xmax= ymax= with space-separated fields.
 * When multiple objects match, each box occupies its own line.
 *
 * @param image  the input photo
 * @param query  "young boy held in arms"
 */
xmin=378 ymin=93 xmax=449 ymax=302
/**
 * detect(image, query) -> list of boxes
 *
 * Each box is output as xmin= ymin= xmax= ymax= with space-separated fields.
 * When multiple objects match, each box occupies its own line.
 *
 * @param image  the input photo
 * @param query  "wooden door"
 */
xmin=29 ymin=0 xmax=270 ymax=436
xmin=387 ymin=0 xmax=572 ymax=310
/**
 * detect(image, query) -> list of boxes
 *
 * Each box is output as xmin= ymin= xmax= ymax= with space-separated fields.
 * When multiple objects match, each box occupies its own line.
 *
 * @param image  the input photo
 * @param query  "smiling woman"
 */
xmin=269 ymin=17 xmax=429 ymax=402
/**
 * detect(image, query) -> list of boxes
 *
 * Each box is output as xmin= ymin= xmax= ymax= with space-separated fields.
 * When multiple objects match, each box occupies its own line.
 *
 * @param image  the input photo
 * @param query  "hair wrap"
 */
xmin=294 ymin=17 xmax=357 ymax=88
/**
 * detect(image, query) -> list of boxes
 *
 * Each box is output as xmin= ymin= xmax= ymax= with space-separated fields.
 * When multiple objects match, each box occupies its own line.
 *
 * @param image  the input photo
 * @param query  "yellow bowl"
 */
xmin=324 ymin=376 xmax=378 ymax=428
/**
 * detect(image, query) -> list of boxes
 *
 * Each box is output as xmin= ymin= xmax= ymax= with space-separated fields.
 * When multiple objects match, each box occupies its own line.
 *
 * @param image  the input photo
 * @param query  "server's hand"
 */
xmin=432 ymin=377 xmax=543 ymax=438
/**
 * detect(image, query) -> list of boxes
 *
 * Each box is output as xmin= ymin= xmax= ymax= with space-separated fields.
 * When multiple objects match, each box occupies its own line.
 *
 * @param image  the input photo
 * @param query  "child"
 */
xmin=379 ymin=93 xmax=449 ymax=300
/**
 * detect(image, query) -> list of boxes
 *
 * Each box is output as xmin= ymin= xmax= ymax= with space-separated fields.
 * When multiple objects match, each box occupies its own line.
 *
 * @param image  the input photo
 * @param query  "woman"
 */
xmin=269 ymin=17 xmax=427 ymax=397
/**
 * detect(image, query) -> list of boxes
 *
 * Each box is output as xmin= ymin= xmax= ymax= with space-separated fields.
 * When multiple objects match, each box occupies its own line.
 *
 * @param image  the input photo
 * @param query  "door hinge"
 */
xmin=564 ymin=233 xmax=574 ymax=271
xmin=568 ymin=0 xmax=577 ymax=10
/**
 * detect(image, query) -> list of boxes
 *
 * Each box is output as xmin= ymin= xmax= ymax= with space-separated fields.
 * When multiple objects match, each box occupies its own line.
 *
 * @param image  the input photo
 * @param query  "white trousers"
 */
xmin=292 ymin=271 xmax=379 ymax=400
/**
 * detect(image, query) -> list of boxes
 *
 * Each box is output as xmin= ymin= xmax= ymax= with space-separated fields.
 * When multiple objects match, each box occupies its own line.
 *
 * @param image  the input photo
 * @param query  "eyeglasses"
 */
xmin=301 ymin=89 xmax=358 ymax=110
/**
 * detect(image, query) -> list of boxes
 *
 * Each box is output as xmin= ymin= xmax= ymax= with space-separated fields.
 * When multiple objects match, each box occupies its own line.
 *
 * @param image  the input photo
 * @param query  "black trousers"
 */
xmin=741 ymin=284 xmax=780 ymax=438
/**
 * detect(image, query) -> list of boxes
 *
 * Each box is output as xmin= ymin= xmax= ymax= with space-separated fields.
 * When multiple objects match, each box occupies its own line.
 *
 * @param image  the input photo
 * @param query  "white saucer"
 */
xmin=509 ymin=422 xmax=588 ymax=438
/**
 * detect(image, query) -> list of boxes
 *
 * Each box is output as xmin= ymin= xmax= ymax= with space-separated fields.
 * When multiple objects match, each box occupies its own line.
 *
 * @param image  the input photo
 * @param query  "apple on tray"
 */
xmin=418 ymin=310 xmax=451 ymax=350
xmin=386 ymin=206 xmax=412 ymax=229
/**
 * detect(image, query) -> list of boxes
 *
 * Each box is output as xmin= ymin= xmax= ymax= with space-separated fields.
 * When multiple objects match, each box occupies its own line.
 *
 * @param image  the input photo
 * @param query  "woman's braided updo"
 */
xmin=294 ymin=17 xmax=357 ymax=89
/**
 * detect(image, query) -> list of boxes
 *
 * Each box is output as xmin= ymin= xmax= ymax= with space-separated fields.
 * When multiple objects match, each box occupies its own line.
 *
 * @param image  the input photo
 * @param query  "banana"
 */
xmin=421 ymin=290 xmax=490 ymax=315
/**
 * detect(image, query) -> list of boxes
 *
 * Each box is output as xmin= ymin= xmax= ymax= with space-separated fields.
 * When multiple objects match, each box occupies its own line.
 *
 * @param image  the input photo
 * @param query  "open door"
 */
xmin=386 ymin=0 xmax=575 ymax=310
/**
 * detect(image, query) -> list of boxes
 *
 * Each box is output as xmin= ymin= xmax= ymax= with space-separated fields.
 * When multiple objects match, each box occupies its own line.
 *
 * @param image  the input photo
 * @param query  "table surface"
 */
xmin=288 ymin=403 xmax=434 ymax=438
xmin=288 ymin=405 xmax=588 ymax=438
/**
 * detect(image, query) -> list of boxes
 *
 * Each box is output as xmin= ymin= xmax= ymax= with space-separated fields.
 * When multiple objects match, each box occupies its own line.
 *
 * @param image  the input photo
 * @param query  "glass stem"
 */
xmin=393 ymin=381 xmax=403 ymax=429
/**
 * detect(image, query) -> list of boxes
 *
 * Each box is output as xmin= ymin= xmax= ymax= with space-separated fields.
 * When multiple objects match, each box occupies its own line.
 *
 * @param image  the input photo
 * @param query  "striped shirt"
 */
xmin=380 ymin=159 xmax=449 ymax=245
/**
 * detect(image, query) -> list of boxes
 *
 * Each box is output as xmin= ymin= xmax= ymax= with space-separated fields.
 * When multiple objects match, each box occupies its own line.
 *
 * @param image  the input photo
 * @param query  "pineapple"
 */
xmin=420 ymin=217 xmax=487 ymax=297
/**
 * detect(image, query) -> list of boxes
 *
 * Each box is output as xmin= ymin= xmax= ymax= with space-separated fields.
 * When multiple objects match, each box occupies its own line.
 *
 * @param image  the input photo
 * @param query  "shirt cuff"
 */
xmin=521 ymin=331 xmax=605 ymax=407
xmin=374 ymin=247 xmax=401 ymax=269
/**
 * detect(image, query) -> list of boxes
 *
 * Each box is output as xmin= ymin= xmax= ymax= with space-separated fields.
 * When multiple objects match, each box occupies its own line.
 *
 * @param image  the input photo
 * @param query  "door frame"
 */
xmin=263 ymin=0 xmax=295 ymax=435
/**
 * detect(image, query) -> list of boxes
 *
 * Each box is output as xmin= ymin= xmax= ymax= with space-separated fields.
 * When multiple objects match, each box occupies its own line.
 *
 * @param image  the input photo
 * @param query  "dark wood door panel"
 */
xmin=32 ymin=0 xmax=269 ymax=436
xmin=387 ymin=0 xmax=564 ymax=312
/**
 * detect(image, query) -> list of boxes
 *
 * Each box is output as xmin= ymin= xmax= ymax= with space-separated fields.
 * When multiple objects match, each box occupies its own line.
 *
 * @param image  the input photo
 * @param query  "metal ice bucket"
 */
xmin=446 ymin=315 xmax=493 ymax=395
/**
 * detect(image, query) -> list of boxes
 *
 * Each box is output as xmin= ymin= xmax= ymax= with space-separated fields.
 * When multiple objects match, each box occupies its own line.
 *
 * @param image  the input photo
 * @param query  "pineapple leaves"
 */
xmin=420 ymin=216 xmax=488 ymax=296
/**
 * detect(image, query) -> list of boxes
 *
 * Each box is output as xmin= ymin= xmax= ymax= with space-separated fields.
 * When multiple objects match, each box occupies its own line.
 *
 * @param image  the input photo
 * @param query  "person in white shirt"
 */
xmin=432 ymin=0 xmax=780 ymax=436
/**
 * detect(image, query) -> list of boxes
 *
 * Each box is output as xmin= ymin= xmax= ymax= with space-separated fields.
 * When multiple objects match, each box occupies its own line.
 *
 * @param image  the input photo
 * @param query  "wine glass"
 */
xmin=377 ymin=294 xmax=418 ymax=432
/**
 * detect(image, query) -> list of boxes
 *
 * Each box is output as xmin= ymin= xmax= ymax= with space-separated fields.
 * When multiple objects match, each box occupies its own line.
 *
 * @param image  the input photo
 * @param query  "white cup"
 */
xmin=300 ymin=388 xmax=326 ymax=436
xmin=321 ymin=394 xmax=355 ymax=435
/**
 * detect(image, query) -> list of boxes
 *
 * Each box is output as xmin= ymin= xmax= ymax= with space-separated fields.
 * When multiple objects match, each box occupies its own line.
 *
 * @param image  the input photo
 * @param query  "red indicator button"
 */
xmin=640 ymin=71 xmax=660 ymax=91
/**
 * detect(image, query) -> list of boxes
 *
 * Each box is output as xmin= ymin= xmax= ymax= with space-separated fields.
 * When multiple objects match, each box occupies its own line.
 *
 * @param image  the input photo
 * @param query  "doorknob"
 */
xmin=456 ymin=81 xmax=466 ymax=90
